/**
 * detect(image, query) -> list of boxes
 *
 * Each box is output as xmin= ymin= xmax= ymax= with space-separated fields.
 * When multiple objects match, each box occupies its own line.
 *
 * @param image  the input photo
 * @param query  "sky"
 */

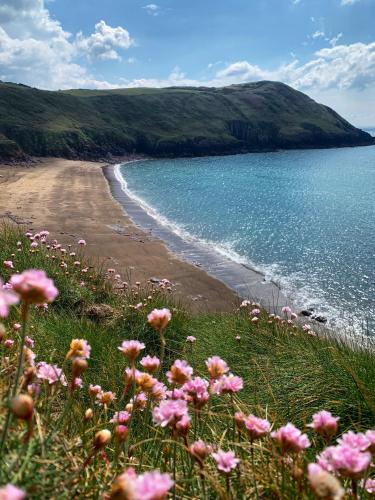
xmin=0 ymin=0 xmax=374 ymax=127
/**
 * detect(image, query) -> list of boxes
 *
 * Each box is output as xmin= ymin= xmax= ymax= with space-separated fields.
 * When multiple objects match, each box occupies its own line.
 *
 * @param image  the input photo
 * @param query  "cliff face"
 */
xmin=0 ymin=80 xmax=373 ymax=160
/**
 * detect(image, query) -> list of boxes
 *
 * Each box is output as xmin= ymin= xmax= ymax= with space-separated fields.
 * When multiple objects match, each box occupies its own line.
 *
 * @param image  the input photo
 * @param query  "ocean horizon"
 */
xmin=117 ymin=145 xmax=375 ymax=336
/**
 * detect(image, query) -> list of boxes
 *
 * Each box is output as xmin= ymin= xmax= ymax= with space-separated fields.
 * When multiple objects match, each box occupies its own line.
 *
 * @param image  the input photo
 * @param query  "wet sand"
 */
xmin=0 ymin=158 xmax=240 ymax=312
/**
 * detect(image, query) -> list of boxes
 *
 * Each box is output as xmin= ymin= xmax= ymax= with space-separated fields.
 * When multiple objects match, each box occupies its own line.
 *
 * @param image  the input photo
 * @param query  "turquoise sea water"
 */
xmin=119 ymin=146 xmax=375 ymax=333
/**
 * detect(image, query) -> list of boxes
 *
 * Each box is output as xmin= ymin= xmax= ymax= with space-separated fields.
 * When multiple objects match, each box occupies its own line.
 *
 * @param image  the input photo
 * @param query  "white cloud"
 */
xmin=329 ymin=33 xmax=343 ymax=47
xmin=143 ymin=4 xmax=160 ymax=16
xmin=76 ymin=21 xmax=133 ymax=61
xmin=312 ymin=30 xmax=325 ymax=39
xmin=341 ymin=0 xmax=360 ymax=5
xmin=0 ymin=0 xmax=133 ymax=88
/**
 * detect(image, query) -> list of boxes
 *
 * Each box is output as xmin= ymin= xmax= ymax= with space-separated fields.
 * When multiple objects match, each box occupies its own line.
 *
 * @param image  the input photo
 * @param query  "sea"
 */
xmin=116 ymin=143 xmax=375 ymax=336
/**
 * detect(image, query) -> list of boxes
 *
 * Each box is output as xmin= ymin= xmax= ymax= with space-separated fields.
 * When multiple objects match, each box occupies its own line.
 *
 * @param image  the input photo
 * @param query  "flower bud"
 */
xmin=114 ymin=425 xmax=128 ymax=442
xmin=11 ymin=394 xmax=33 ymax=420
xmin=94 ymin=429 xmax=111 ymax=449
xmin=84 ymin=408 xmax=93 ymax=421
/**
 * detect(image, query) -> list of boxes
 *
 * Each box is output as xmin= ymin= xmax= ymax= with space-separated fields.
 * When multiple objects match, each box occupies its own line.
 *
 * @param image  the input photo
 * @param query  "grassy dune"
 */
xmin=0 ymin=224 xmax=374 ymax=498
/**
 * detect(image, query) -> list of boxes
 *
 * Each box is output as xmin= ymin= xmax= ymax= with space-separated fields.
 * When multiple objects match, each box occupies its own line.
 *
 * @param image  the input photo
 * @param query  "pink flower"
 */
xmin=10 ymin=270 xmax=58 ymax=304
xmin=308 ymin=410 xmax=339 ymax=439
xmin=317 ymin=445 xmax=371 ymax=480
xmin=134 ymin=471 xmax=174 ymax=500
xmin=0 ymin=484 xmax=26 ymax=500
xmin=212 ymin=374 xmax=243 ymax=394
xmin=281 ymin=306 xmax=292 ymax=315
xmin=303 ymin=324 xmax=311 ymax=331
xmin=89 ymin=384 xmax=102 ymax=396
xmin=365 ymin=429 xmax=375 ymax=452
xmin=25 ymin=336 xmax=34 ymax=348
xmin=189 ymin=440 xmax=213 ymax=461
xmin=186 ymin=336 xmax=196 ymax=343
xmin=244 ymin=415 xmax=271 ymax=440
xmin=147 ymin=308 xmax=172 ymax=332
xmin=364 ymin=478 xmax=375 ymax=494
xmin=0 ymin=280 xmax=19 ymax=318
xmin=13 ymin=323 xmax=21 ymax=331
xmin=212 ymin=450 xmax=240 ymax=473
xmin=30 ymin=241 xmax=38 ymax=249
xmin=307 ymin=464 xmax=344 ymax=499
xmin=118 ymin=340 xmax=145 ymax=362
xmin=153 ymin=399 xmax=189 ymax=428
xmin=166 ymin=360 xmax=193 ymax=385
xmin=337 ymin=431 xmax=370 ymax=451
xmin=66 ymin=339 xmax=91 ymax=360
xmin=151 ymin=381 xmax=167 ymax=401
xmin=4 ymin=339 xmax=14 ymax=349
xmin=205 ymin=356 xmax=229 ymax=379
xmin=140 ymin=355 xmax=160 ymax=373
xmin=3 ymin=261 xmax=14 ymax=269
xmin=251 ymin=308 xmax=261 ymax=316
xmin=182 ymin=377 xmax=210 ymax=409
xmin=96 ymin=391 xmax=116 ymax=407
xmin=271 ymin=423 xmax=311 ymax=453
xmin=36 ymin=362 xmax=67 ymax=385
xmin=240 ymin=300 xmax=251 ymax=308
xmin=78 ymin=239 xmax=86 ymax=246
xmin=110 ymin=411 xmax=131 ymax=424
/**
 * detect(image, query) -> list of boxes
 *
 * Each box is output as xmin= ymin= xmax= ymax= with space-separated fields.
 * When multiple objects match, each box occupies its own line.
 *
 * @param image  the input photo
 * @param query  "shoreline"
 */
xmin=104 ymin=162 xmax=290 ymax=313
xmin=0 ymin=158 xmax=241 ymax=313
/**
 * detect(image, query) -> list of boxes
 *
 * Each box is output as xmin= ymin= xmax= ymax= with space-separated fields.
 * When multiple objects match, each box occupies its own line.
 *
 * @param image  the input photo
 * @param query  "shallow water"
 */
xmin=119 ymin=146 xmax=375 ymax=334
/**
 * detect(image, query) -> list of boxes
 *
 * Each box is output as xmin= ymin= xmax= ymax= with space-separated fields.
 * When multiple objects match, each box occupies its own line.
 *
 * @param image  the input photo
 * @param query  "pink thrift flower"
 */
xmin=36 ymin=362 xmax=67 ymax=385
xmin=151 ymin=381 xmax=167 ymax=401
xmin=364 ymin=478 xmax=375 ymax=494
xmin=24 ymin=336 xmax=34 ymax=348
xmin=365 ymin=429 xmax=375 ymax=452
xmin=78 ymin=239 xmax=86 ymax=246
xmin=189 ymin=440 xmax=213 ymax=461
xmin=182 ymin=377 xmax=210 ymax=409
xmin=89 ymin=384 xmax=102 ymax=396
xmin=3 ymin=261 xmax=14 ymax=269
xmin=13 ymin=323 xmax=21 ymax=331
xmin=140 ymin=355 xmax=160 ymax=373
xmin=271 ymin=423 xmax=311 ymax=453
xmin=10 ymin=270 xmax=58 ymax=304
xmin=134 ymin=471 xmax=174 ymax=500
xmin=96 ymin=391 xmax=116 ymax=407
xmin=0 ymin=280 xmax=19 ymax=318
xmin=244 ymin=415 xmax=271 ymax=440
xmin=281 ymin=306 xmax=292 ymax=315
xmin=205 ymin=356 xmax=229 ymax=379
xmin=212 ymin=374 xmax=243 ymax=394
xmin=166 ymin=388 xmax=186 ymax=400
xmin=153 ymin=399 xmax=189 ymax=428
xmin=110 ymin=411 xmax=131 ymax=424
xmin=186 ymin=336 xmax=196 ymax=343
xmin=4 ymin=339 xmax=14 ymax=349
xmin=317 ymin=445 xmax=371 ymax=480
xmin=0 ymin=484 xmax=26 ymax=500
xmin=118 ymin=340 xmax=145 ymax=362
xmin=212 ymin=450 xmax=240 ymax=474
xmin=251 ymin=308 xmax=261 ymax=316
xmin=166 ymin=359 xmax=193 ymax=385
xmin=308 ymin=410 xmax=339 ymax=439
xmin=147 ymin=308 xmax=172 ymax=332
xmin=338 ymin=431 xmax=370 ymax=451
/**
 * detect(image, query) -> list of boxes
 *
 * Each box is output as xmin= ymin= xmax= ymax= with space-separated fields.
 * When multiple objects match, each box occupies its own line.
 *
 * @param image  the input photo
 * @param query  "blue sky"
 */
xmin=0 ymin=0 xmax=374 ymax=125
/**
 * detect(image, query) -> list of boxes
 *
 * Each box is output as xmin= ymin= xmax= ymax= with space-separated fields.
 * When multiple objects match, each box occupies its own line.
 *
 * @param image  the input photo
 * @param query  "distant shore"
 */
xmin=0 ymin=158 xmax=241 ymax=313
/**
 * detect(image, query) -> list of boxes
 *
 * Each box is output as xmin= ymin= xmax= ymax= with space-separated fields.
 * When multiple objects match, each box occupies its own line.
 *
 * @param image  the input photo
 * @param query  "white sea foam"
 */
xmin=113 ymin=162 xmax=368 ymax=336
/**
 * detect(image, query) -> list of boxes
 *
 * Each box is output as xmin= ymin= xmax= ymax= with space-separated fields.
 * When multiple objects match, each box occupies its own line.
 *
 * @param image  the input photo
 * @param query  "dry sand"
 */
xmin=0 ymin=158 xmax=239 ymax=312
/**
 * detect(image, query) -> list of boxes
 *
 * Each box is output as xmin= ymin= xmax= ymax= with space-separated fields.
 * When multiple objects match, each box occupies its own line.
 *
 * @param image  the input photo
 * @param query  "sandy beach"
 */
xmin=0 ymin=158 xmax=240 ymax=312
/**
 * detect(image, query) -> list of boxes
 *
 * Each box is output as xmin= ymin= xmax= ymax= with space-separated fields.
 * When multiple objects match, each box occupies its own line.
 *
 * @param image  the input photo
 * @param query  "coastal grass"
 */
xmin=0 ymin=223 xmax=374 ymax=498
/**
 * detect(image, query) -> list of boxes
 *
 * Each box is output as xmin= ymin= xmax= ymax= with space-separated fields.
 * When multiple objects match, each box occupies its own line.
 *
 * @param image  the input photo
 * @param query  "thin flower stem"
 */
xmin=0 ymin=302 xmax=29 ymax=457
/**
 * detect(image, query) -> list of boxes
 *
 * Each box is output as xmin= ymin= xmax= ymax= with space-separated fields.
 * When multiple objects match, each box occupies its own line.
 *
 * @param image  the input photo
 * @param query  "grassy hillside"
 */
xmin=0 ymin=80 xmax=373 ymax=160
xmin=0 ymin=224 xmax=374 ymax=498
